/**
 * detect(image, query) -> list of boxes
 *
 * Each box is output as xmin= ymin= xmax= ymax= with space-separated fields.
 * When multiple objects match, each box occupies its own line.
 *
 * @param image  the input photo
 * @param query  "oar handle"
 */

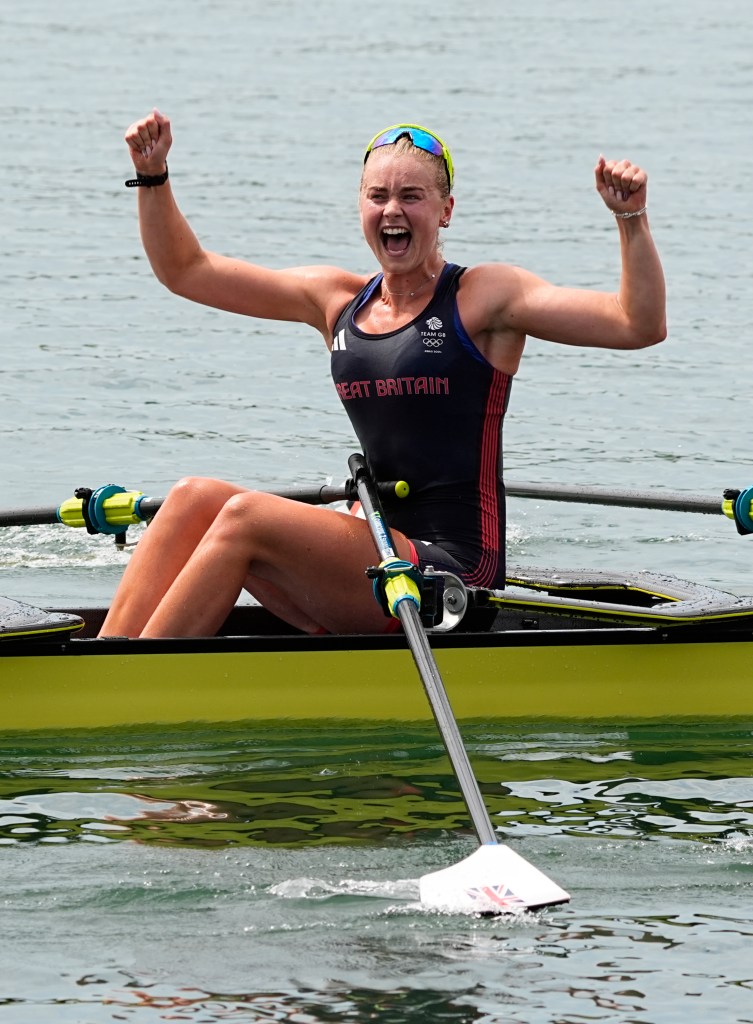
xmin=347 ymin=454 xmax=397 ymax=558
xmin=348 ymin=452 xmax=498 ymax=847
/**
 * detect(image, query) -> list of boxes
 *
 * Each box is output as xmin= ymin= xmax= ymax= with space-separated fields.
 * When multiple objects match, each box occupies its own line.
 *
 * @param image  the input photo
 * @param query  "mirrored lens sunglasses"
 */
xmin=363 ymin=124 xmax=454 ymax=190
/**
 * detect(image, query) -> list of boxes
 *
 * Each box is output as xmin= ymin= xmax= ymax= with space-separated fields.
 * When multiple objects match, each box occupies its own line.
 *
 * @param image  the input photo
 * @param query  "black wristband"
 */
xmin=125 ymin=164 xmax=169 ymax=188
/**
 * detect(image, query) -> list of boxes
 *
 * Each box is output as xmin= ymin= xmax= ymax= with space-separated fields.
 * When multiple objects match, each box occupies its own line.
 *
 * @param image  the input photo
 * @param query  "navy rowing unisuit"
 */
xmin=331 ymin=263 xmax=512 ymax=590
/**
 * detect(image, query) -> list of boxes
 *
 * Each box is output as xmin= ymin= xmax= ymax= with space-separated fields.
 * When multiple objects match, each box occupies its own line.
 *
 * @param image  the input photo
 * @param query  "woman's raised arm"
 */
xmin=124 ymin=109 xmax=355 ymax=335
xmin=461 ymin=156 xmax=667 ymax=359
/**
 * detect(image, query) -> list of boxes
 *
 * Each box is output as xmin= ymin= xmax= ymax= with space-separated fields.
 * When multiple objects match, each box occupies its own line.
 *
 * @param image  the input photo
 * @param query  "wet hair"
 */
xmin=361 ymin=135 xmax=452 ymax=199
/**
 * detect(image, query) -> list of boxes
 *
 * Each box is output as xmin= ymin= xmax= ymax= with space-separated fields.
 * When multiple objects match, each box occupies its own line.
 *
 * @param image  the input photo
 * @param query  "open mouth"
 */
xmin=381 ymin=226 xmax=411 ymax=255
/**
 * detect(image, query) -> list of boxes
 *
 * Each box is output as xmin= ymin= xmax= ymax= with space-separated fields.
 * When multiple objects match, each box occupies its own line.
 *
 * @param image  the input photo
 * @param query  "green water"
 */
xmin=1 ymin=720 xmax=751 ymax=1022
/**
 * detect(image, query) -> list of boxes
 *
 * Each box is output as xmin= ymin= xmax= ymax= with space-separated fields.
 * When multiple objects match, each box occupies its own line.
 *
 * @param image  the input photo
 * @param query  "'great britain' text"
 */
xmin=335 ymin=377 xmax=450 ymax=400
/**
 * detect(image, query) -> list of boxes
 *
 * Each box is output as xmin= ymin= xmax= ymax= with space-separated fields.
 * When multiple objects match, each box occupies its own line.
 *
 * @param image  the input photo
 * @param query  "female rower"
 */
xmin=100 ymin=111 xmax=666 ymax=638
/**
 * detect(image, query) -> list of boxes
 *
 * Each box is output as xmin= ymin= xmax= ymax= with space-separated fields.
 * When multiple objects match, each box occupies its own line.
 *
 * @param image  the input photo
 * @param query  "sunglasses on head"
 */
xmin=363 ymin=123 xmax=454 ymax=191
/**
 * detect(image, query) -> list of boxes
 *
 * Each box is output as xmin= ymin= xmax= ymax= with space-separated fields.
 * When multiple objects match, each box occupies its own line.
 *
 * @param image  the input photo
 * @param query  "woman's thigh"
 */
xmin=236 ymin=499 xmax=414 ymax=634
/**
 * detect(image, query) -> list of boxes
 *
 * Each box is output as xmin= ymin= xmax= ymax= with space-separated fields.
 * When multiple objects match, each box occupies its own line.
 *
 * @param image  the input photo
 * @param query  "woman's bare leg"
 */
xmin=139 ymin=492 xmax=413 ymax=638
xmin=243 ymin=575 xmax=333 ymax=634
xmin=99 ymin=476 xmax=250 ymax=636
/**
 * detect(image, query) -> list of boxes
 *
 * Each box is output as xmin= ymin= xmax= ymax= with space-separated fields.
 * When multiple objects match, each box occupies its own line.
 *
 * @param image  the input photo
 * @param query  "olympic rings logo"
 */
xmin=423 ymin=338 xmax=444 ymax=347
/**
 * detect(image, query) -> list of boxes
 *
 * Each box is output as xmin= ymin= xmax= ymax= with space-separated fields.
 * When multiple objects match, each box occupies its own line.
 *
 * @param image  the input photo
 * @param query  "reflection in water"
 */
xmin=101 ymin=983 xmax=488 ymax=1022
xmin=0 ymin=720 xmax=751 ymax=848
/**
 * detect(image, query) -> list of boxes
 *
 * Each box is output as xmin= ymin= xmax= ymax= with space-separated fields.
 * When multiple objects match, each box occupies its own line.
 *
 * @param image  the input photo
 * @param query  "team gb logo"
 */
xmin=426 ymin=317 xmax=443 ymax=331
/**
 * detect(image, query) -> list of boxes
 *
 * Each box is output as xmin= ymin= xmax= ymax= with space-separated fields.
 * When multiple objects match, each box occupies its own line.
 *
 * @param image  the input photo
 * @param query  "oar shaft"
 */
xmin=348 ymin=452 xmax=497 ymax=847
xmin=0 ymin=480 xmax=403 ymax=530
xmin=398 ymin=601 xmax=498 ymax=845
xmin=0 ymin=507 xmax=59 ymax=527
xmin=2 ymin=477 xmax=737 ymax=529
xmin=507 ymin=480 xmax=724 ymax=515
xmin=134 ymin=483 xmax=370 ymax=521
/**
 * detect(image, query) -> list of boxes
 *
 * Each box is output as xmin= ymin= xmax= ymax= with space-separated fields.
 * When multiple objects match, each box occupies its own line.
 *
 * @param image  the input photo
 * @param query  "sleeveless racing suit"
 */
xmin=331 ymin=262 xmax=512 ymax=590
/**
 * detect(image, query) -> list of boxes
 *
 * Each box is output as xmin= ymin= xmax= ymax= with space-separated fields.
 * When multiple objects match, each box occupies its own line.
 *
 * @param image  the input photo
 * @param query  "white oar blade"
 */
xmin=419 ymin=843 xmax=570 ymax=914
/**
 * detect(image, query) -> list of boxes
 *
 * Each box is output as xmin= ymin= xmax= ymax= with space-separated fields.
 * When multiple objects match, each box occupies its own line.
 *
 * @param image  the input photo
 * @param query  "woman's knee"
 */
xmin=211 ymin=492 xmax=288 ymax=552
xmin=215 ymin=489 xmax=267 ymax=528
xmin=161 ymin=476 xmax=243 ymax=525
xmin=170 ymin=475 xmax=220 ymax=501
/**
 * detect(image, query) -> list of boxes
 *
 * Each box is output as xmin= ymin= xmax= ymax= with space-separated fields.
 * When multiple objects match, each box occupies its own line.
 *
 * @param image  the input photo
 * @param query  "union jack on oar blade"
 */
xmin=419 ymin=843 xmax=570 ymax=915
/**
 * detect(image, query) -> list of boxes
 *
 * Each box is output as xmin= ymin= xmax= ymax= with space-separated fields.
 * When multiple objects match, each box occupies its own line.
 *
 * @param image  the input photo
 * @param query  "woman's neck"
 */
xmin=380 ymin=259 xmax=446 ymax=304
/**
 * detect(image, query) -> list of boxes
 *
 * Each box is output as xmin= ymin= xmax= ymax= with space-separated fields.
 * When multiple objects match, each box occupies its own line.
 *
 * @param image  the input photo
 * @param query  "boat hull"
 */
xmin=3 ymin=625 xmax=752 ymax=731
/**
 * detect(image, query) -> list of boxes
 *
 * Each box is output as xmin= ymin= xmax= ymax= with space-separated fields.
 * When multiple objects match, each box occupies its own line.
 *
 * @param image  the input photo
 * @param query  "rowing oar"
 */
xmin=348 ymin=453 xmax=570 ymax=914
xmin=3 ymin=478 xmax=753 ymax=537
xmin=507 ymin=480 xmax=753 ymax=533
xmin=0 ymin=480 xmax=409 ymax=532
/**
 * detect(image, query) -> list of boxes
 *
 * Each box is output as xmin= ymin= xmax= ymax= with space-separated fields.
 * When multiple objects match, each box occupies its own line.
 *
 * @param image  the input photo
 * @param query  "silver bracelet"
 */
xmin=613 ymin=205 xmax=647 ymax=220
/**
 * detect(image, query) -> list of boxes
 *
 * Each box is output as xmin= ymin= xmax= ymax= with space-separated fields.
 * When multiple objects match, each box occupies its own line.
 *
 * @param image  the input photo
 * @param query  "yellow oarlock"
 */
xmin=721 ymin=486 xmax=753 ymax=535
xmin=379 ymin=556 xmax=422 ymax=618
xmin=57 ymin=487 xmax=145 ymax=532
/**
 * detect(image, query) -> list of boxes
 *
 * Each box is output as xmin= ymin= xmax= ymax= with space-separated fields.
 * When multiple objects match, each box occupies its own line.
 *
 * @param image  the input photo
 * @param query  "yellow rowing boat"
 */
xmin=3 ymin=565 xmax=752 ymax=730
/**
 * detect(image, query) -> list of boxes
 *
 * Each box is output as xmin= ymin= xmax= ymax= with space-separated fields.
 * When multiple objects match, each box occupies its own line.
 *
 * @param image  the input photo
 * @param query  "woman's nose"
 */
xmin=383 ymin=195 xmax=403 ymax=217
